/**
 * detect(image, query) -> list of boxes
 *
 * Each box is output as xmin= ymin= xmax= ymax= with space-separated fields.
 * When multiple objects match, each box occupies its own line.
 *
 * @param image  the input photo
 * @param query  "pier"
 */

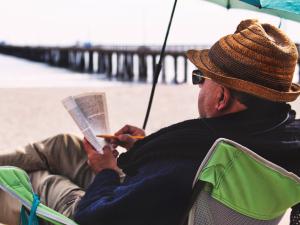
xmin=0 ymin=44 xmax=299 ymax=84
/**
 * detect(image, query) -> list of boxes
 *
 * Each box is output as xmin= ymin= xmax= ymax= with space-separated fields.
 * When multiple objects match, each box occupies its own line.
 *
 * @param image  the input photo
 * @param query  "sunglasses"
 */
xmin=192 ymin=70 xmax=211 ymax=85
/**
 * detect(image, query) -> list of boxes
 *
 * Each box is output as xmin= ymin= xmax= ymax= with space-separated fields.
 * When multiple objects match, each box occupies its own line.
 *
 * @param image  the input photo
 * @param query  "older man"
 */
xmin=1 ymin=19 xmax=300 ymax=225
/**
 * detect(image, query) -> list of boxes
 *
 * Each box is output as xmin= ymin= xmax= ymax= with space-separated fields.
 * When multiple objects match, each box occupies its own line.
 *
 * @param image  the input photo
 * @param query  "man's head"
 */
xmin=196 ymin=77 xmax=247 ymax=118
xmin=187 ymin=19 xmax=300 ymax=118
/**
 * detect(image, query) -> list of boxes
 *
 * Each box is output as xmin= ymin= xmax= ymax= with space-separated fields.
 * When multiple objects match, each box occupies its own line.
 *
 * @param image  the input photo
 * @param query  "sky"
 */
xmin=0 ymin=0 xmax=300 ymax=46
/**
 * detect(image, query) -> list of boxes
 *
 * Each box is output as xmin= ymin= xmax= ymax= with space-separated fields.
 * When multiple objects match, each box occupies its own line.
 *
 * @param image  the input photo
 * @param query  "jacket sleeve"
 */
xmin=74 ymin=161 xmax=197 ymax=225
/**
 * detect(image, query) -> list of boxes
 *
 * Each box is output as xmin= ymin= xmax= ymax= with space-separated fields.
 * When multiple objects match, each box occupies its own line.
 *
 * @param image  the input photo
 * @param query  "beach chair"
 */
xmin=0 ymin=166 xmax=77 ymax=225
xmin=185 ymin=138 xmax=300 ymax=225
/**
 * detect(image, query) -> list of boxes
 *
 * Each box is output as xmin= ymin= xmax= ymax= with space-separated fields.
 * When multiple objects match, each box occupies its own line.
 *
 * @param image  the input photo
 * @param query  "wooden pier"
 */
xmin=0 ymin=44 xmax=299 ymax=84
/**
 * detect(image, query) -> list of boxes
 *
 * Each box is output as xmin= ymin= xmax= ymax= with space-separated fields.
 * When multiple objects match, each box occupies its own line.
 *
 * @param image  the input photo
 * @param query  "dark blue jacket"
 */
xmin=75 ymin=104 xmax=300 ymax=225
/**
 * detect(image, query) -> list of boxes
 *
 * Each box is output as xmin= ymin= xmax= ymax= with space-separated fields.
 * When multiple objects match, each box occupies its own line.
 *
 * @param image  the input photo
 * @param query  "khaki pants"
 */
xmin=0 ymin=134 xmax=95 ymax=225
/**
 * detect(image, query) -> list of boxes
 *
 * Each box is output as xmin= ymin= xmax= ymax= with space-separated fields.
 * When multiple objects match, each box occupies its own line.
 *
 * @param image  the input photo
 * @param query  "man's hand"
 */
xmin=83 ymin=138 xmax=120 ymax=174
xmin=106 ymin=125 xmax=145 ymax=151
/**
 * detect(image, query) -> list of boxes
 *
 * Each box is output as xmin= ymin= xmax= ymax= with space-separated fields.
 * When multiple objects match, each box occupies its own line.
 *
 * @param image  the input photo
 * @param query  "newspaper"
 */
xmin=62 ymin=92 xmax=110 ymax=154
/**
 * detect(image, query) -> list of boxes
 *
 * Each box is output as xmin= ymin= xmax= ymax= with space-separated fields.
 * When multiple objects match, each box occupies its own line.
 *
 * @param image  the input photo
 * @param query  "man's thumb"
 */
xmin=118 ymin=134 xmax=134 ymax=143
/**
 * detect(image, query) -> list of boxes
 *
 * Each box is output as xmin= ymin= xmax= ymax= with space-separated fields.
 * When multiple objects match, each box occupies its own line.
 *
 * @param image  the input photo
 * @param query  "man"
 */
xmin=1 ymin=19 xmax=300 ymax=225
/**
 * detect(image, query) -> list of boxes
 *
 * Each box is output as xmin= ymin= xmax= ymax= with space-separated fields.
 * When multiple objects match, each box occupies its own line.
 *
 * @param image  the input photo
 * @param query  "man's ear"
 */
xmin=216 ymin=86 xmax=231 ymax=111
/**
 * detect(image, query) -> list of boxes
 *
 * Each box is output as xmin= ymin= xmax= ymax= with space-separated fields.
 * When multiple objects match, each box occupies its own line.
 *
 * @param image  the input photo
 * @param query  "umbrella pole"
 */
xmin=142 ymin=0 xmax=178 ymax=130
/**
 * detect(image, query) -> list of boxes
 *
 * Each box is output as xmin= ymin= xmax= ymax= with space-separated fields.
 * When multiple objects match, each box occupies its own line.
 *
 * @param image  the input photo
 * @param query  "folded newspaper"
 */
xmin=62 ymin=92 xmax=110 ymax=154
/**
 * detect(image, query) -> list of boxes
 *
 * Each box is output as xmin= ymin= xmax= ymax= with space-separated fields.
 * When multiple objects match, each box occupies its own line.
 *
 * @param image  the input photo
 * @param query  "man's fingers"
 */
xmin=118 ymin=134 xmax=134 ymax=143
xmin=114 ymin=124 xmax=132 ymax=136
xmin=104 ymin=134 xmax=133 ymax=149
xmin=104 ymin=137 xmax=119 ymax=146
xmin=83 ymin=138 xmax=97 ymax=155
xmin=83 ymin=138 xmax=91 ymax=153
xmin=115 ymin=124 xmax=146 ymax=137
xmin=102 ymin=145 xmax=112 ymax=152
xmin=101 ymin=146 xmax=116 ymax=158
xmin=111 ymin=143 xmax=118 ymax=148
xmin=112 ymin=150 xmax=119 ymax=158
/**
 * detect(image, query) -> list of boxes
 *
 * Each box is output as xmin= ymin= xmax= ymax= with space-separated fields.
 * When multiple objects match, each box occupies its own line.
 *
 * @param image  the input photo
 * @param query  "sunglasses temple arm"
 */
xmin=142 ymin=0 xmax=179 ymax=130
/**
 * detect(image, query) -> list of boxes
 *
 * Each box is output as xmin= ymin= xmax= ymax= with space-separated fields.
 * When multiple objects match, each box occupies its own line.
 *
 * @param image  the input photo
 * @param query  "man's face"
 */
xmin=198 ymin=79 xmax=221 ymax=118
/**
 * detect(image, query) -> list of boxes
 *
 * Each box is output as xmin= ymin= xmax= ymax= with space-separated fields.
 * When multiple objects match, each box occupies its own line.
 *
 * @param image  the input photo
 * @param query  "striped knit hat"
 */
xmin=187 ymin=19 xmax=300 ymax=102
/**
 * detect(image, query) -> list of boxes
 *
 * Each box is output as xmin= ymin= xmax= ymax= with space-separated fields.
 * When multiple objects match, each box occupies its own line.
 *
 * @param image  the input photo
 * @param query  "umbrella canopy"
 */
xmin=204 ymin=0 xmax=300 ymax=23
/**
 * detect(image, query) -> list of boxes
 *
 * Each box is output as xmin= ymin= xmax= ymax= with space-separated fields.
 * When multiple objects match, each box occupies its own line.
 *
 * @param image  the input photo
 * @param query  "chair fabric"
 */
xmin=0 ymin=166 xmax=77 ymax=225
xmin=191 ymin=189 xmax=282 ymax=225
xmin=188 ymin=138 xmax=300 ymax=225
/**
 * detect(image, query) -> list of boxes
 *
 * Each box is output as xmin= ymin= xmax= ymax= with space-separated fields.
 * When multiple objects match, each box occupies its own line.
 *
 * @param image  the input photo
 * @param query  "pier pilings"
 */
xmin=1 ymin=44 xmax=299 ymax=83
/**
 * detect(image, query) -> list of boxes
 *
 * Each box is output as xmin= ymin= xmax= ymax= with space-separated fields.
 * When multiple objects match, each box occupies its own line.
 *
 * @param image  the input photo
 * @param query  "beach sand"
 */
xmin=0 ymin=84 xmax=199 ymax=150
xmin=0 ymin=84 xmax=298 ymax=224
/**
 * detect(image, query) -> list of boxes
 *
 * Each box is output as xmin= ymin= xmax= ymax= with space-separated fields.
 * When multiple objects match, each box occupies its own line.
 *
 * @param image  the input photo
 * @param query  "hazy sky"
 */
xmin=1 ymin=0 xmax=300 ymax=46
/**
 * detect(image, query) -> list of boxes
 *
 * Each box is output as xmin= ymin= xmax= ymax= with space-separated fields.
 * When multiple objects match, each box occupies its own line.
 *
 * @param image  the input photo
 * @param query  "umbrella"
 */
xmin=143 ymin=0 xmax=300 ymax=129
xmin=204 ymin=0 xmax=300 ymax=23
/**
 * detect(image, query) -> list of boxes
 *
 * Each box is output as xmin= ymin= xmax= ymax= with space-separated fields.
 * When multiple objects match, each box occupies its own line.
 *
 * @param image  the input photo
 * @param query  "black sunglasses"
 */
xmin=192 ymin=70 xmax=210 ymax=85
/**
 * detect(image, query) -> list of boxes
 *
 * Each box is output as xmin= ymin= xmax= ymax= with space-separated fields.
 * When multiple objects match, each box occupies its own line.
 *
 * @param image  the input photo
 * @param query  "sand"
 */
xmin=0 ymin=84 xmax=200 ymax=150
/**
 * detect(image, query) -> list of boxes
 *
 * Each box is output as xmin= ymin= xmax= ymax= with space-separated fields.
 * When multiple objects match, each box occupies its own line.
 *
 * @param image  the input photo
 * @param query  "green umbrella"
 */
xmin=204 ymin=0 xmax=300 ymax=22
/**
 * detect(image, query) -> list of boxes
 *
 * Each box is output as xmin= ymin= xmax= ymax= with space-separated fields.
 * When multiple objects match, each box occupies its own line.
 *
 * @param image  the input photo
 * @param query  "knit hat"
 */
xmin=187 ymin=19 xmax=300 ymax=102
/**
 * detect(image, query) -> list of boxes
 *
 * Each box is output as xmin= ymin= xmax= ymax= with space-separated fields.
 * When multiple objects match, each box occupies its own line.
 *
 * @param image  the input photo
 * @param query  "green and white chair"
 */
xmin=1 ymin=138 xmax=300 ymax=225
xmin=0 ymin=166 xmax=77 ymax=225
xmin=188 ymin=138 xmax=300 ymax=225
